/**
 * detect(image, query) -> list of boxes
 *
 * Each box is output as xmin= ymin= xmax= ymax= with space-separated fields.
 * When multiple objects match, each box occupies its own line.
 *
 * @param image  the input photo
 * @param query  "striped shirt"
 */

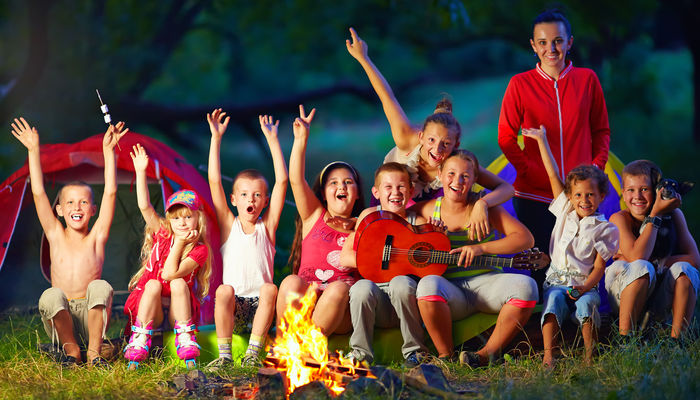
xmin=432 ymin=197 xmax=496 ymax=280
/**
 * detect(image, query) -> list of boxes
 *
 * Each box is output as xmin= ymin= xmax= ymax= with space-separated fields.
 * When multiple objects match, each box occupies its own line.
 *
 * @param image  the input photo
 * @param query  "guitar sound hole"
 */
xmin=408 ymin=242 xmax=433 ymax=267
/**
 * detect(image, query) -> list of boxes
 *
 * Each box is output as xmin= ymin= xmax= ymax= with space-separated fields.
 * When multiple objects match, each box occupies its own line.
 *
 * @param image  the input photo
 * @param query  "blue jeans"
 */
xmin=541 ymin=284 xmax=600 ymax=328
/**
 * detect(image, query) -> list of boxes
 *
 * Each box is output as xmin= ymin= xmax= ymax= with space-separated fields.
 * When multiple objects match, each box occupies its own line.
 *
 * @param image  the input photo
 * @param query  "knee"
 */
xmin=629 ymin=260 xmax=656 ymax=278
xmin=388 ymin=276 xmax=417 ymax=299
xmin=87 ymin=279 xmax=113 ymax=294
xmin=349 ymin=280 xmax=377 ymax=304
xmin=38 ymin=287 xmax=67 ymax=317
xmin=510 ymin=276 xmax=538 ymax=303
xmin=415 ymin=275 xmax=443 ymax=298
xmin=279 ymin=275 xmax=305 ymax=294
xmin=169 ymin=278 xmax=188 ymax=294
xmin=39 ymin=287 xmax=66 ymax=308
xmin=259 ymin=283 xmax=278 ymax=303
xmin=216 ymin=284 xmax=235 ymax=302
xmin=143 ymin=279 xmax=163 ymax=295
xmin=87 ymin=279 xmax=113 ymax=306
xmin=675 ymin=274 xmax=692 ymax=290
xmin=323 ymin=281 xmax=350 ymax=303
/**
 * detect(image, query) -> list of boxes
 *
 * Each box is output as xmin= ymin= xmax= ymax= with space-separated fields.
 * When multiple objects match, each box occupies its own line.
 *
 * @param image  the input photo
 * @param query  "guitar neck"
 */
xmin=431 ymin=250 xmax=513 ymax=269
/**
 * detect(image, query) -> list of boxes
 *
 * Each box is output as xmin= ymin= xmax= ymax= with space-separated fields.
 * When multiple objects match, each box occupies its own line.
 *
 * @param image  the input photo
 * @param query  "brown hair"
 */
xmin=232 ymin=169 xmax=269 ymax=194
xmin=373 ymin=162 xmax=412 ymax=188
xmin=564 ymin=165 xmax=609 ymax=197
xmin=287 ymin=162 xmax=365 ymax=274
xmin=128 ymin=205 xmax=213 ymax=300
xmin=422 ymin=98 xmax=461 ymax=142
xmin=622 ymin=160 xmax=663 ymax=189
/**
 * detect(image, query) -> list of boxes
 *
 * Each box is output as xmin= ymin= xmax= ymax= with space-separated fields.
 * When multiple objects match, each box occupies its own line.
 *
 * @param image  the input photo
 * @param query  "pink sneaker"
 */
xmin=174 ymin=320 xmax=200 ymax=368
xmin=124 ymin=319 xmax=153 ymax=369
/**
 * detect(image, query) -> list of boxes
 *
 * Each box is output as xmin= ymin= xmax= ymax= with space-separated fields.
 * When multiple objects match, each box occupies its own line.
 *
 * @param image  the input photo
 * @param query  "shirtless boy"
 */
xmin=12 ymin=117 xmax=127 ymax=366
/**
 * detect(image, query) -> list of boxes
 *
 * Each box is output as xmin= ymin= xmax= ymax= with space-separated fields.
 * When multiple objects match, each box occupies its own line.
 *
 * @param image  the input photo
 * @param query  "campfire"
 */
xmin=263 ymin=284 xmax=372 ymax=397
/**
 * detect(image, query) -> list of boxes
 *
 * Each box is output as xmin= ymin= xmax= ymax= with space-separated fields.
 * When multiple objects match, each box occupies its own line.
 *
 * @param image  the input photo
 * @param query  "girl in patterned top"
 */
xmin=276 ymin=105 xmax=366 ymax=336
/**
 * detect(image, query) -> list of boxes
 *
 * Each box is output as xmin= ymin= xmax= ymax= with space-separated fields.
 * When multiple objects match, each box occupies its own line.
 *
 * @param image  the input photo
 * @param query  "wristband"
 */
xmin=643 ymin=215 xmax=662 ymax=229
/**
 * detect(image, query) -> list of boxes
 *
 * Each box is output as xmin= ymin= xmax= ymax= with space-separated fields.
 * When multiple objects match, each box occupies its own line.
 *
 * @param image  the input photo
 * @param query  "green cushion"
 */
xmin=163 ymin=312 xmax=497 ymax=366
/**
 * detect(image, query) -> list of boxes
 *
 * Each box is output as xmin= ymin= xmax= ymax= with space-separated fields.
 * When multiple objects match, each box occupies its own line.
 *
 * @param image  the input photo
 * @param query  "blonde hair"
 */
xmin=440 ymin=149 xmax=480 ymax=177
xmin=128 ymin=205 xmax=213 ymax=300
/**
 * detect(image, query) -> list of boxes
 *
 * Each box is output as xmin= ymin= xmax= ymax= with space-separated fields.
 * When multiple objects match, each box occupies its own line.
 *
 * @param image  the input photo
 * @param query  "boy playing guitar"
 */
xmin=340 ymin=162 xmax=430 ymax=368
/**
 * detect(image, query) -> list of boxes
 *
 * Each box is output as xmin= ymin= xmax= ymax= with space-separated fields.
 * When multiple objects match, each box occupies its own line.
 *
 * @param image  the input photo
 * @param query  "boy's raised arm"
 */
xmin=346 ymin=27 xmax=416 ymax=152
xmin=259 ymin=114 xmax=288 ymax=245
xmin=522 ymin=125 xmax=564 ymax=198
xmin=289 ymin=105 xmax=322 ymax=224
xmin=206 ymin=108 xmax=235 ymax=238
xmin=130 ymin=144 xmax=161 ymax=232
xmin=93 ymin=122 xmax=128 ymax=243
xmin=11 ymin=118 xmax=61 ymax=238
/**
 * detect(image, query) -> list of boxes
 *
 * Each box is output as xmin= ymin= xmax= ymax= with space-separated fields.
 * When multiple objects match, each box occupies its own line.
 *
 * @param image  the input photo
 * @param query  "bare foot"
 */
xmin=542 ymin=353 xmax=555 ymax=370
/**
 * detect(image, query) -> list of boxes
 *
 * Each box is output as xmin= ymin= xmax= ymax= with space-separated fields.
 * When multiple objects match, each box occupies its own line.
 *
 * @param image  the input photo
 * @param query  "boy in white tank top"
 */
xmin=206 ymin=109 xmax=288 ymax=368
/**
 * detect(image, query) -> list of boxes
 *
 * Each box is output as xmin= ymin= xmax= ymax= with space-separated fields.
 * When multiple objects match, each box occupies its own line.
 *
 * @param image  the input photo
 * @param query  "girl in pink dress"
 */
xmin=123 ymin=145 xmax=212 ymax=369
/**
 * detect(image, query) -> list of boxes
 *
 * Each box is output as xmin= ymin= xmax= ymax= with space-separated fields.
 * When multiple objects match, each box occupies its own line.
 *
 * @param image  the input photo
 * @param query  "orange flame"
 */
xmin=268 ymin=283 xmax=349 ymax=396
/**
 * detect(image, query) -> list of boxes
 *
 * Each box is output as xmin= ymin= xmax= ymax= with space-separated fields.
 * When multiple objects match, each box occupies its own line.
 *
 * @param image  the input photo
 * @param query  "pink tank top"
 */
xmin=298 ymin=211 xmax=359 ymax=289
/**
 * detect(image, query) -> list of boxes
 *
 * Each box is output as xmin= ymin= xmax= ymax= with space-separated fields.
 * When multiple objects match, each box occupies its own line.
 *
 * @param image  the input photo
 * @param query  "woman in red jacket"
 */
xmin=497 ymin=10 xmax=611 ymax=294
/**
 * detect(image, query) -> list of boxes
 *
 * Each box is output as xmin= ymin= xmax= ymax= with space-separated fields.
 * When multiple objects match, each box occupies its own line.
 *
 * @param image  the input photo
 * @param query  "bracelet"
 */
xmin=643 ymin=215 xmax=662 ymax=229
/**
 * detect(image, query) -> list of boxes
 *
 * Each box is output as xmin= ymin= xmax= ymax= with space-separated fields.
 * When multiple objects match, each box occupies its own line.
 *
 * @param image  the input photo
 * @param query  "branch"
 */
xmin=125 ymin=0 xmax=208 ymax=98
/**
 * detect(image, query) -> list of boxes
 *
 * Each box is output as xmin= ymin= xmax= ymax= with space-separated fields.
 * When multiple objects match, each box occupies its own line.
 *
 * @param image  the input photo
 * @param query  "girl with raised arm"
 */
xmin=276 ymin=105 xmax=366 ymax=336
xmin=346 ymin=27 xmax=513 ymax=241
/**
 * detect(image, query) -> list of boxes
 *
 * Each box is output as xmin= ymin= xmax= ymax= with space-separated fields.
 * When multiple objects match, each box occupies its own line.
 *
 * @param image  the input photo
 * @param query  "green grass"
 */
xmin=2 ymin=311 xmax=699 ymax=399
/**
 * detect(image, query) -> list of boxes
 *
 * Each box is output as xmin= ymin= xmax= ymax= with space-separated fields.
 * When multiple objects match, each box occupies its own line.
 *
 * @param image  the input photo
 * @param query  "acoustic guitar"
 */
xmin=354 ymin=210 xmax=549 ymax=283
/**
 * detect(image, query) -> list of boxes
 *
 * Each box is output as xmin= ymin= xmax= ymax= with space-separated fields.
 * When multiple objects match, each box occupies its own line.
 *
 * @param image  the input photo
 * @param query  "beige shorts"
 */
xmin=38 ymin=280 xmax=113 ymax=346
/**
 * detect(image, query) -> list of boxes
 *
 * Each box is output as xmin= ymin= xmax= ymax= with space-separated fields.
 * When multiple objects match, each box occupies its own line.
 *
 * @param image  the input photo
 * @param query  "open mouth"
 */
xmin=336 ymin=194 xmax=347 ymax=200
xmin=388 ymin=198 xmax=403 ymax=206
xmin=246 ymin=206 xmax=254 ymax=213
xmin=429 ymin=151 xmax=443 ymax=163
xmin=578 ymin=204 xmax=593 ymax=213
xmin=449 ymin=185 xmax=462 ymax=193
xmin=70 ymin=214 xmax=83 ymax=221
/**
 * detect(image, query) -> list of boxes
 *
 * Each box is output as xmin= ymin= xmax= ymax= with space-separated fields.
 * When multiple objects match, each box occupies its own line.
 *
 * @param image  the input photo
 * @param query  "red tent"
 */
xmin=0 ymin=132 xmax=222 ymax=324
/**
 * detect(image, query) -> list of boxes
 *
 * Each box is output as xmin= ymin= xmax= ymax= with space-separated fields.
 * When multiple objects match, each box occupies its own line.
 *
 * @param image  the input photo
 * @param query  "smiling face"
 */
xmin=371 ymin=170 xmax=412 ymax=216
xmin=622 ymin=174 xmax=654 ymax=220
xmin=55 ymin=184 xmax=96 ymax=232
xmin=167 ymin=206 xmax=200 ymax=238
xmin=418 ymin=122 xmax=459 ymax=168
xmin=568 ymin=178 xmax=604 ymax=219
xmin=530 ymin=21 xmax=573 ymax=76
xmin=231 ymin=177 xmax=269 ymax=222
xmin=323 ymin=167 xmax=359 ymax=217
xmin=439 ymin=156 xmax=477 ymax=202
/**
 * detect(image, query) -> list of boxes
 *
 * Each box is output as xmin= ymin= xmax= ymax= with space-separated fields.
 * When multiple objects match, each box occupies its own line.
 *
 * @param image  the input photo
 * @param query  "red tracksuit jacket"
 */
xmin=498 ymin=61 xmax=611 ymax=203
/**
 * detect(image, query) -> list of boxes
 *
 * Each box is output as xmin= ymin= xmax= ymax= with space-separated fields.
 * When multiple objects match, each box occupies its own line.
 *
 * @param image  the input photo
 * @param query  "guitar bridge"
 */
xmin=382 ymin=235 xmax=394 ymax=270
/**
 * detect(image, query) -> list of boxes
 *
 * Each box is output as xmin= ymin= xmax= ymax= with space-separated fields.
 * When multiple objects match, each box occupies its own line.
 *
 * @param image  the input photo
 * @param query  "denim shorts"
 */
xmin=541 ymin=284 xmax=600 ymax=328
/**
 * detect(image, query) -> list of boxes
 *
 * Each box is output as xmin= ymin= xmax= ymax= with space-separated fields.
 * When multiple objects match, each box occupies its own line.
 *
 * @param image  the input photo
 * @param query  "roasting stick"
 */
xmin=96 ymin=89 xmax=121 ymax=150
